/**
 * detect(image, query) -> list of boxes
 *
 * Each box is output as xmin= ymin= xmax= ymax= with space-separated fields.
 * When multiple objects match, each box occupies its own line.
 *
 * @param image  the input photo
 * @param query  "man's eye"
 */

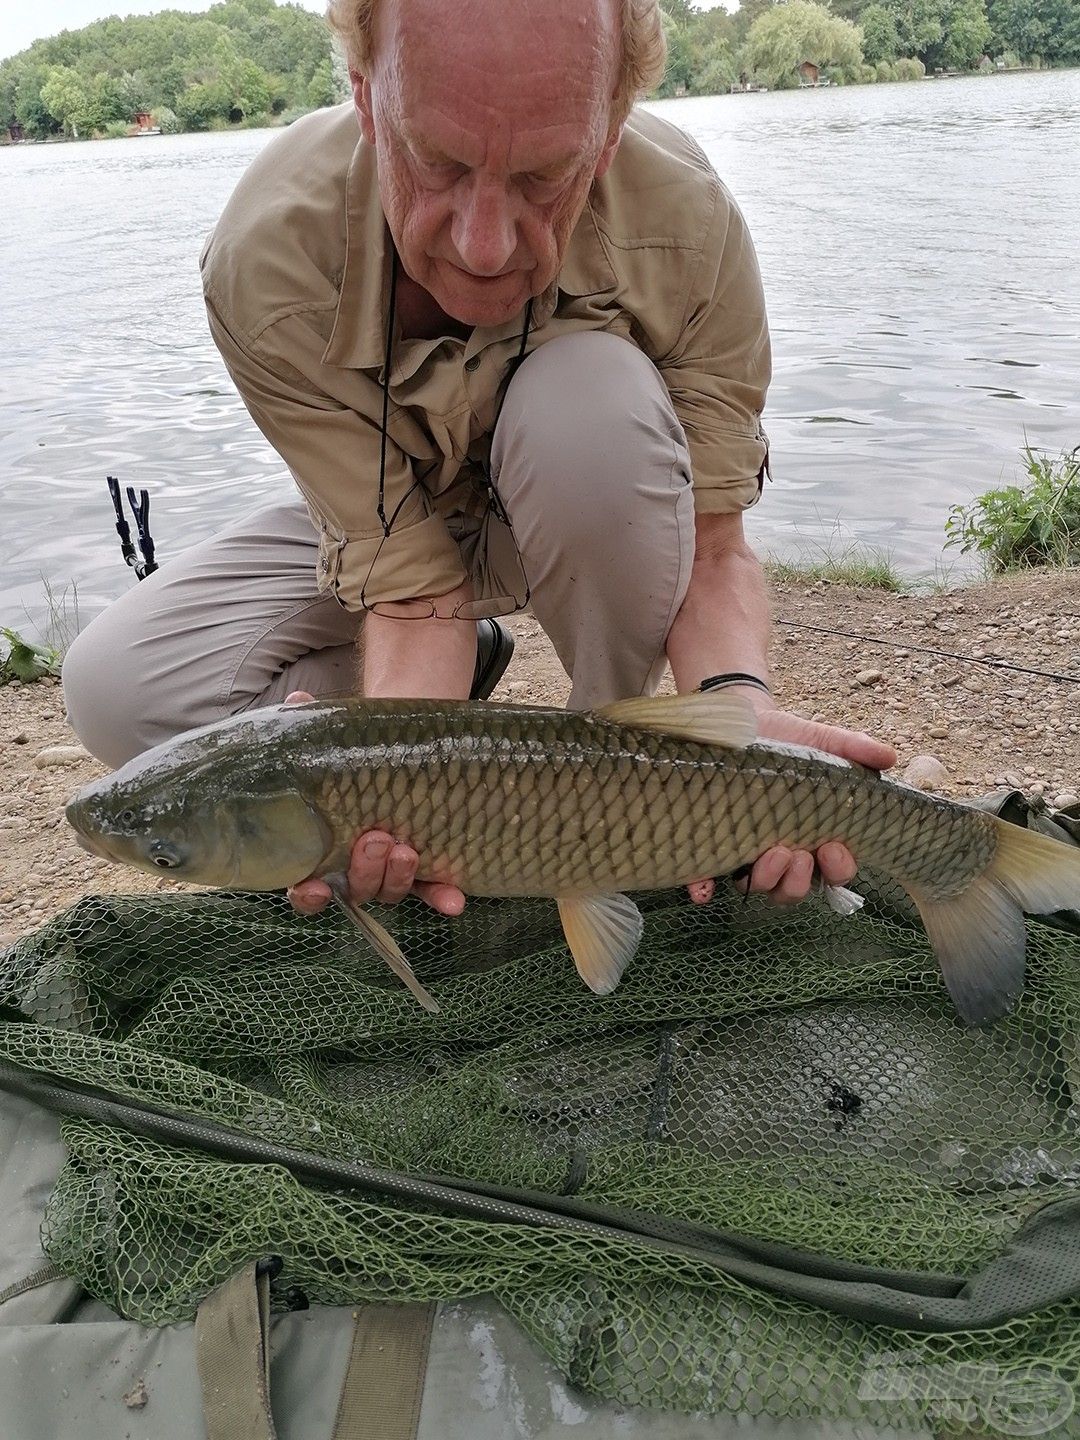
xmin=417 ymin=159 xmax=464 ymax=185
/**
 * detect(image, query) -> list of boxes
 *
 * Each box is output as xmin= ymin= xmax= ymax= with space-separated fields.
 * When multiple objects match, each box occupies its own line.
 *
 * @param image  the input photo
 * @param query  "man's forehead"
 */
xmin=378 ymin=0 xmax=619 ymax=84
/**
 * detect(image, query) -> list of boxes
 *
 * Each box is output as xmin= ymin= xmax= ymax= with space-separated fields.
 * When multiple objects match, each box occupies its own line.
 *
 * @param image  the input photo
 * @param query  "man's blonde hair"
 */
xmin=327 ymin=0 xmax=667 ymax=126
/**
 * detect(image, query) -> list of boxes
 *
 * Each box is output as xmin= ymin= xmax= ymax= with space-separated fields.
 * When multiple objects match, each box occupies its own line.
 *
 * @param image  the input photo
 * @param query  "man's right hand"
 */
xmin=282 ymin=691 xmax=467 ymax=919
xmin=288 ymin=827 xmax=467 ymax=917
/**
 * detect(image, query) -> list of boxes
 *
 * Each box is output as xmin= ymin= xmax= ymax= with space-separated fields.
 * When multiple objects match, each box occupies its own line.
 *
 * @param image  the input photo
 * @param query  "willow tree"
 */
xmin=743 ymin=0 xmax=864 ymax=85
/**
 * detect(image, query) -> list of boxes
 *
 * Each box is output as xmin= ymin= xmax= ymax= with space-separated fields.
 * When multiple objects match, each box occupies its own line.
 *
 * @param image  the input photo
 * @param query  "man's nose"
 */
xmin=451 ymin=179 xmax=517 ymax=277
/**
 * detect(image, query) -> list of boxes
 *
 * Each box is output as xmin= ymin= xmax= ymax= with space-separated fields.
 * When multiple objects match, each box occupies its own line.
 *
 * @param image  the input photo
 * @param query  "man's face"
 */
xmin=353 ymin=0 xmax=622 ymax=328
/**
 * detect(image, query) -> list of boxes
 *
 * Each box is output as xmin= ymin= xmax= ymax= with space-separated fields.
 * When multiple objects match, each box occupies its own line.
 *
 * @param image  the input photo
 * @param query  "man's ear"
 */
xmin=350 ymin=68 xmax=376 ymax=145
xmin=594 ymin=122 xmax=625 ymax=181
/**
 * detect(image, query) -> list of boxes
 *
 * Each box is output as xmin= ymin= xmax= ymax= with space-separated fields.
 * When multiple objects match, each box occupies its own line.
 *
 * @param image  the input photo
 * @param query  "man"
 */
xmin=63 ymin=0 xmax=895 ymax=921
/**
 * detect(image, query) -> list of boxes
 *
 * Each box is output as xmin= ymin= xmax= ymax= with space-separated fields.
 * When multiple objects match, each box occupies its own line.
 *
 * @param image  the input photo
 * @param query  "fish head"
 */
xmin=65 ymin=718 xmax=333 ymax=891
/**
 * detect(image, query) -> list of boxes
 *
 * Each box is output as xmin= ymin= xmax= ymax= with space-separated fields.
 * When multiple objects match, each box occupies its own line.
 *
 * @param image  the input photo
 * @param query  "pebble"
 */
xmin=927 ymin=725 xmax=949 ymax=739
xmin=903 ymin=754 xmax=949 ymax=791
xmin=1053 ymin=791 xmax=1079 ymax=809
xmin=855 ymin=669 xmax=882 ymax=686
xmin=33 ymin=745 xmax=90 ymax=768
xmin=11 ymin=733 xmax=28 ymax=745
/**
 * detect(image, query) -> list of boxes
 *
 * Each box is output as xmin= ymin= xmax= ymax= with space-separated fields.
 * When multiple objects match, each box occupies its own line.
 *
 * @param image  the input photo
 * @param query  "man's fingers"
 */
xmin=288 ymin=877 xmax=332 ymax=913
xmin=414 ymin=880 xmax=467 ymax=916
xmin=816 ymin=840 xmax=858 ymax=887
xmin=687 ymin=877 xmax=715 ymax=905
xmin=375 ymin=843 xmax=420 ymax=904
xmin=746 ymin=846 xmax=792 ymax=895
xmin=770 ymin=848 xmax=815 ymax=905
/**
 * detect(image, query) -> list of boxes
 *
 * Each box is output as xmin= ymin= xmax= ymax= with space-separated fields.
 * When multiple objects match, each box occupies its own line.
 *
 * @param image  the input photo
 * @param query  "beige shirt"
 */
xmin=201 ymin=103 xmax=771 ymax=609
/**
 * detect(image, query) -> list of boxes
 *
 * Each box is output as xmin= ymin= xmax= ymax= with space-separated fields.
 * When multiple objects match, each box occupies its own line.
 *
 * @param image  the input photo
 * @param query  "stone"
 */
xmin=903 ymin=754 xmax=949 ymax=791
xmin=928 ymin=725 xmax=949 ymax=739
xmin=123 ymin=1380 xmax=149 ymax=1410
xmin=855 ymin=669 xmax=883 ymax=686
xmin=1053 ymin=791 xmax=1079 ymax=809
xmin=12 ymin=733 xmax=29 ymax=745
xmin=33 ymin=745 xmax=90 ymax=768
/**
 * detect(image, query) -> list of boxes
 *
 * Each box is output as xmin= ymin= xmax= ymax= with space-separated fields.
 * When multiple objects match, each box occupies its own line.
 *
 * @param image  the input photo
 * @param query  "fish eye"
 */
xmin=117 ymin=809 xmax=137 ymax=828
xmin=149 ymin=840 xmax=183 ymax=870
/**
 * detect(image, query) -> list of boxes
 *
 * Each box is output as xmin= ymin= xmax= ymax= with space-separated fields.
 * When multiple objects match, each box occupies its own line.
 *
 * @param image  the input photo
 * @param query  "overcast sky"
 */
xmin=1 ymin=0 xmax=736 ymax=65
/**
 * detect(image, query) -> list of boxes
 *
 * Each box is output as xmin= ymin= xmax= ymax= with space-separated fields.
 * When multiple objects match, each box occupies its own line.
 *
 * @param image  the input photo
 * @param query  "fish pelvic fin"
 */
xmin=910 ymin=818 xmax=1080 ymax=1027
xmin=596 ymin=692 xmax=756 ymax=750
xmin=557 ymin=893 xmax=644 ymax=996
xmin=326 ymin=875 xmax=440 ymax=1014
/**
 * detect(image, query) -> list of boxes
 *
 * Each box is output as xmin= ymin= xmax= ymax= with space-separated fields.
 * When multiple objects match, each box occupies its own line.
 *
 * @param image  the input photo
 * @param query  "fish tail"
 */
xmin=908 ymin=818 xmax=1080 ymax=1026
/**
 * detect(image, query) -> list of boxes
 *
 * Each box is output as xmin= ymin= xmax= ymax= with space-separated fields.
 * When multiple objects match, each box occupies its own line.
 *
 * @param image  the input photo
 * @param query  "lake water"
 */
xmin=2 ymin=70 xmax=1079 ymax=634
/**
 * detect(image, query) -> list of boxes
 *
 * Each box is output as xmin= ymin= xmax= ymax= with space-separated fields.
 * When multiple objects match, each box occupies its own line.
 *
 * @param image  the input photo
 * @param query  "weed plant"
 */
xmin=946 ymin=445 xmax=1080 ymax=573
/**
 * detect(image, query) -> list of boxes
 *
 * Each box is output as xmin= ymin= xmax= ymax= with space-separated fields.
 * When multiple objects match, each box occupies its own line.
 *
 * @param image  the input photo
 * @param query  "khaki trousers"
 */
xmin=63 ymin=332 xmax=696 ymax=767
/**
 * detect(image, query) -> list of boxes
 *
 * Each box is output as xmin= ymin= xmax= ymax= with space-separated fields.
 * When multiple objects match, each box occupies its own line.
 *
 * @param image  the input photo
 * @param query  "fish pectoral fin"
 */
xmin=596 ymin=692 xmax=756 ymax=750
xmin=326 ymin=875 xmax=440 ymax=1014
xmin=911 ymin=817 xmax=1080 ymax=1027
xmin=557 ymin=893 xmax=644 ymax=996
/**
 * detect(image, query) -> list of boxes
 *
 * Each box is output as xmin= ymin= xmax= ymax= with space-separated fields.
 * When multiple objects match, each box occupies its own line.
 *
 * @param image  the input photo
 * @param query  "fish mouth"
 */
xmin=72 ymin=830 xmax=120 ymax=864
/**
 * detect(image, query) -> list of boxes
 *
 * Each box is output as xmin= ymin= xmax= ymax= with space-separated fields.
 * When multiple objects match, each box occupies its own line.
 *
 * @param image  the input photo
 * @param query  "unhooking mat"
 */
xmin=0 ymin=791 xmax=1079 ymax=1432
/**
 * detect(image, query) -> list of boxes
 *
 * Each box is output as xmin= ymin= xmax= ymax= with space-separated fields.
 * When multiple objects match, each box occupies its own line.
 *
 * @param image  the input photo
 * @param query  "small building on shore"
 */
xmin=799 ymin=59 xmax=821 ymax=86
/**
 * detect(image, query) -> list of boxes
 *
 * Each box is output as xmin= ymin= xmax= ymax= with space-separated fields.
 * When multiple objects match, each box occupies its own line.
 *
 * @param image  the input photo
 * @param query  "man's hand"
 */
xmin=687 ymin=704 xmax=898 ymax=908
xmin=281 ymin=692 xmax=467 ymax=919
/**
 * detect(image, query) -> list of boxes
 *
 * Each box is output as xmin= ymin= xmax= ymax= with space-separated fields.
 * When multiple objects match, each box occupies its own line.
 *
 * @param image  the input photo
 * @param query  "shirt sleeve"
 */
xmin=659 ymin=182 xmax=772 ymax=515
xmin=202 ymin=292 xmax=467 ymax=610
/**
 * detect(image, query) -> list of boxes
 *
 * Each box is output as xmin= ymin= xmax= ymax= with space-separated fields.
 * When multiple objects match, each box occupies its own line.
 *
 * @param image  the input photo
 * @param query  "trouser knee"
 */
xmin=492 ymin=330 xmax=693 ymax=553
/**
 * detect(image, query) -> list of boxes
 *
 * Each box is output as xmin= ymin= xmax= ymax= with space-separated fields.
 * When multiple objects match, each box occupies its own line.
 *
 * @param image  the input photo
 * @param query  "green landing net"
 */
xmin=1 ymin=845 xmax=1079 ymax=1431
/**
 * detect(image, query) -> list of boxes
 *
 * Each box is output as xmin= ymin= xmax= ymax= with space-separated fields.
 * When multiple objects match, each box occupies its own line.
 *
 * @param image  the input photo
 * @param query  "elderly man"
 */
xmin=63 ymin=0 xmax=895 ymax=920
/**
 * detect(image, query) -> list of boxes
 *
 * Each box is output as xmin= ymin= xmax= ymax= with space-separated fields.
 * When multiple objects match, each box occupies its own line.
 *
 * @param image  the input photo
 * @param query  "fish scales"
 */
xmin=292 ymin=704 xmax=994 ymax=901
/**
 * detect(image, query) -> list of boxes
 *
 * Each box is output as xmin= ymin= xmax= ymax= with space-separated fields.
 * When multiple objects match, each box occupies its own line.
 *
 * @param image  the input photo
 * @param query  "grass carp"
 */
xmin=66 ymin=692 xmax=1080 ymax=1023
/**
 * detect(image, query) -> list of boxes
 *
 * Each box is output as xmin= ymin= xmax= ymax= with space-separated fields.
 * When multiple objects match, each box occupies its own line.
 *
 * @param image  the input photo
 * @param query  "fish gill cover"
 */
xmin=0 ymin=871 xmax=1078 ymax=1430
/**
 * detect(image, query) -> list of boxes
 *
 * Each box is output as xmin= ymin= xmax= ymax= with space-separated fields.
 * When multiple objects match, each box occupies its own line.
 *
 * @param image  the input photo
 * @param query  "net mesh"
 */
xmin=1 ymin=873 xmax=1079 ymax=1431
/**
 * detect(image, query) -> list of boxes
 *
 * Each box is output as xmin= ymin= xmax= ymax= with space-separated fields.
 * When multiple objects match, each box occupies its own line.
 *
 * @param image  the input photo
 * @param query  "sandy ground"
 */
xmin=2 ymin=570 xmax=1080 ymax=943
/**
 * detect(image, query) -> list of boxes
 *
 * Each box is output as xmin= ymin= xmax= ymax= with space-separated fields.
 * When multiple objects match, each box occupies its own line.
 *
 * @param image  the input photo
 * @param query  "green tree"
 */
xmin=175 ymin=80 xmax=231 ymax=129
xmin=744 ymin=0 xmax=864 ymax=84
xmin=659 ymin=11 xmax=696 ymax=94
xmin=859 ymin=3 xmax=901 ymax=62
xmin=1 ymin=0 xmax=339 ymax=139
xmin=305 ymin=57 xmax=338 ymax=109
xmin=935 ymin=0 xmax=992 ymax=67
xmin=691 ymin=37 xmax=740 ymax=93
xmin=886 ymin=0 xmax=946 ymax=56
xmin=988 ymin=0 xmax=1044 ymax=57
xmin=40 ymin=64 xmax=90 ymax=136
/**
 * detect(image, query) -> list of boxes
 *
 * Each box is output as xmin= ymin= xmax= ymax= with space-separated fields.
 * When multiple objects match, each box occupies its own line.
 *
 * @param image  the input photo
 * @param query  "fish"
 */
xmin=65 ymin=692 xmax=1080 ymax=1025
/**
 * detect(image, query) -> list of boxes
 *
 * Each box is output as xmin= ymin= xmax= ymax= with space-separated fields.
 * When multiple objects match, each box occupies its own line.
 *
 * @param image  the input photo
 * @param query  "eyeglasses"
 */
xmin=360 ymin=250 xmax=533 ymax=621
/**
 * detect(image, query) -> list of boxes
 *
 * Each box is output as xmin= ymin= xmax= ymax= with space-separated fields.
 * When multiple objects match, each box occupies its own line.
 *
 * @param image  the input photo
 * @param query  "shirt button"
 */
xmin=464 ymin=356 xmax=481 ymax=372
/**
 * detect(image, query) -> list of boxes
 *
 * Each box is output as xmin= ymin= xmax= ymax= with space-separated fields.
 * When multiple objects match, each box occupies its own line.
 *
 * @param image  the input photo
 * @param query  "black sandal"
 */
xmin=470 ymin=618 xmax=515 ymax=700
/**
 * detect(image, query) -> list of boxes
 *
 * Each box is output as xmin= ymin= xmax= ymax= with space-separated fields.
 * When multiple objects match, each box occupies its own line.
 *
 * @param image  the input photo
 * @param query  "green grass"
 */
xmin=945 ymin=443 xmax=1080 ymax=574
xmin=1 ymin=578 xmax=82 ymax=687
xmin=765 ymin=544 xmax=909 ymax=592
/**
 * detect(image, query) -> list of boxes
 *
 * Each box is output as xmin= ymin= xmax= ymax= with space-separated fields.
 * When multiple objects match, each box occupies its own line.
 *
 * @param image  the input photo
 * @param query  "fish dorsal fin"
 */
xmin=557 ymin=893 xmax=644 ymax=996
xmin=597 ymin=692 xmax=757 ymax=750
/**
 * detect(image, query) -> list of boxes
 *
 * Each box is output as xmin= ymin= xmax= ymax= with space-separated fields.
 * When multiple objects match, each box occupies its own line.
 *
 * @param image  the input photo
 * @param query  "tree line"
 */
xmin=2 ymin=0 xmax=1077 ymax=142
xmin=660 ymin=0 xmax=1080 ymax=94
xmin=1 ymin=0 xmax=344 ymax=140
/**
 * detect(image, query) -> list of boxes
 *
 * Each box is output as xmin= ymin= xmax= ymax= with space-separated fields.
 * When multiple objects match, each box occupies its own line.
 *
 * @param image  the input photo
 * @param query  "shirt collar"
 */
xmin=323 ymin=135 xmax=618 ymax=372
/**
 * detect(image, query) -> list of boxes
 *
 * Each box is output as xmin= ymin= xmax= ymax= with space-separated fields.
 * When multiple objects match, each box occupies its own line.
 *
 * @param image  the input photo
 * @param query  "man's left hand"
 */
xmin=685 ymin=708 xmax=898 ymax=908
